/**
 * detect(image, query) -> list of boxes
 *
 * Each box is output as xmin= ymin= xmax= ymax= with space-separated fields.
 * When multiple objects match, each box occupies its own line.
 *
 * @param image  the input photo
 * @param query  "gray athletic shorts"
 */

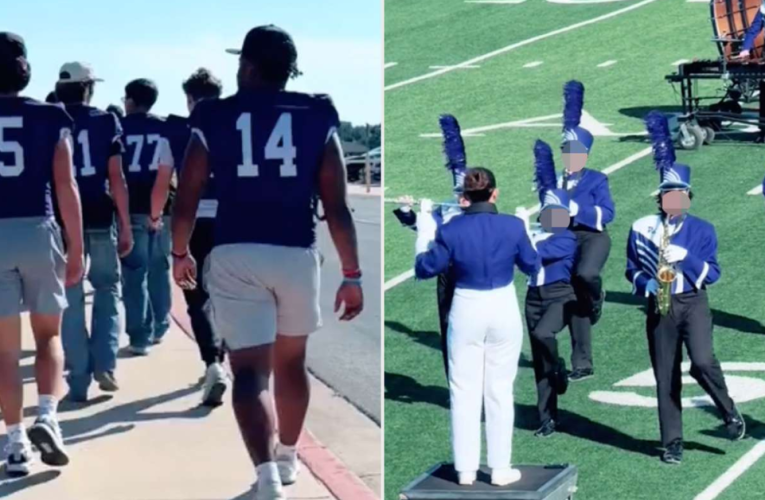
xmin=0 ymin=217 xmax=67 ymax=317
xmin=204 ymin=243 xmax=322 ymax=350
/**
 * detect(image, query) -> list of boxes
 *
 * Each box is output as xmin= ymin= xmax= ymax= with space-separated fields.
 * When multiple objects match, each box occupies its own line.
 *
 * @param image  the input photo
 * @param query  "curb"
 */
xmin=169 ymin=285 xmax=378 ymax=500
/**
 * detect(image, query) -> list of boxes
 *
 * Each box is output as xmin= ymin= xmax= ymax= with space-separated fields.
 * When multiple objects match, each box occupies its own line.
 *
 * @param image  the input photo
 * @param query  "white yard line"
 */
xmin=598 ymin=60 xmax=618 ymax=68
xmin=384 ymin=147 xmax=652 ymax=292
xmin=428 ymin=65 xmax=480 ymax=70
xmin=466 ymin=0 xmax=527 ymax=4
xmin=384 ymin=0 xmax=658 ymax=92
xmin=385 ymin=62 xmax=398 ymax=69
xmin=748 ymin=184 xmax=763 ymax=196
xmin=672 ymin=59 xmax=690 ymax=66
xmin=523 ymin=61 xmax=544 ymax=68
xmin=694 ymin=441 xmax=765 ymax=500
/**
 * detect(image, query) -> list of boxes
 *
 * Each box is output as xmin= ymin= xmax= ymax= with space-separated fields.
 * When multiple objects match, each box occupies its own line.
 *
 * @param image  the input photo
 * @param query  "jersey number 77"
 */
xmin=236 ymin=112 xmax=297 ymax=178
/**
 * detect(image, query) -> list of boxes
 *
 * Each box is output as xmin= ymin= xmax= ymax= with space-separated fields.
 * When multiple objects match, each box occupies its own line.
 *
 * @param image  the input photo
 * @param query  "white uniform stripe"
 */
xmin=192 ymin=128 xmax=209 ymax=150
xmin=595 ymin=206 xmax=603 ymax=232
xmin=696 ymin=262 xmax=709 ymax=289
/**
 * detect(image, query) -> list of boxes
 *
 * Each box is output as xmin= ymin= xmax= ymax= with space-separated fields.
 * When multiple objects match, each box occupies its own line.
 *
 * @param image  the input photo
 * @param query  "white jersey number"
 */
xmin=126 ymin=134 xmax=162 ymax=172
xmin=76 ymin=130 xmax=96 ymax=177
xmin=237 ymin=112 xmax=297 ymax=178
xmin=0 ymin=117 xmax=24 ymax=177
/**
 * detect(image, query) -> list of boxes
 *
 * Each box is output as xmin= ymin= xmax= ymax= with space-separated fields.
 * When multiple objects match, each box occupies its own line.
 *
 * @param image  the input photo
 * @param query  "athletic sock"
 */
xmin=38 ymin=395 xmax=58 ymax=419
xmin=276 ymin=443 xmax=297 ymax=459
xmin=7 ymin=423 xmax=27 ymax=444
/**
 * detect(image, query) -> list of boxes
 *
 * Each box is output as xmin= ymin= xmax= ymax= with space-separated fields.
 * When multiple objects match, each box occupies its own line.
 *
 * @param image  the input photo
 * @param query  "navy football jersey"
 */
xmin=0 ymin=97 xmax=73 ymax=219
xmin=120 ymin=113 xmax=173 ymax=215
xmin=167 ymin=113 xmax=216 ymax=214
xmin=190 ymin=90 xmax=339 ymax=248
xmin=65 ymin=104 xmax=123 ymax=229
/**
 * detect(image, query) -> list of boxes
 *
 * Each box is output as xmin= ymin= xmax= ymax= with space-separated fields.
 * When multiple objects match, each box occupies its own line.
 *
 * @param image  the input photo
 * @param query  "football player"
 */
xmin=119 ymin=79 xmax=174 ymax=356
xmin=167 ymin=68 xmax=227 ymax=407
xmin=55 ymin=62 xmax=132 ymax=401
xmin=171 ymin=25 xmax=363 ymax=499
xmin=0 ymin=32 xmax=84 ymax=475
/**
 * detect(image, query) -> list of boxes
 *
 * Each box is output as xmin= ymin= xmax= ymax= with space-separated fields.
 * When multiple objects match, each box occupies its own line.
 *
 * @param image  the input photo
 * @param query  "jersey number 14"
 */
xmin=236 ymin=112 xmax=297 ymax=178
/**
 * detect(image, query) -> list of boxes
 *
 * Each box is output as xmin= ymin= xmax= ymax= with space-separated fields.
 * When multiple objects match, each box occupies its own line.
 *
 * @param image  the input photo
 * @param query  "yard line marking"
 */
xmin=598 ymin=60 xmax=617 ymax=68
xmin=384 ymin=146 xmax=652 ymax=292
xmin=672 ymin=59 xmax=690 ymax=66
xmin=523 ymin=61 xmax=544 ymax=68
xmin=748 ymin=184 xmax=763 ymax=196
xmin=694 ymin=440 xmax=765 ymax=500
xmin=428 ymin=65 xmax=480 ymax=70
xmin=385 ymin=62 xmax=398 ymax=69
xmin=385 ymin=0 xmax=658 ymax=91
xmin=650 ymin=189 xmax=660 ymax=197
xmin=466 ymin=0 xmax=526 ymax=4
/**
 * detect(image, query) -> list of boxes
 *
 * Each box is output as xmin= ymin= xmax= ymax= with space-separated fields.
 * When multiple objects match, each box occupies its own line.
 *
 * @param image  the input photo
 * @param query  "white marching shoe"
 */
xmin=491 ymin=467 xmax=522 ymax=486
xmin=458 ymin=471 xmax=477 ymax=485
xmin=275 ymin=442 xmax=300 ymax=485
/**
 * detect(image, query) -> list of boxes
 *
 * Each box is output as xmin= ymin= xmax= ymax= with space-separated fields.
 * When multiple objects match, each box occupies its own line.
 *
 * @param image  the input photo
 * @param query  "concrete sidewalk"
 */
xmin=0 ymin=313 xmax=340 ymax=500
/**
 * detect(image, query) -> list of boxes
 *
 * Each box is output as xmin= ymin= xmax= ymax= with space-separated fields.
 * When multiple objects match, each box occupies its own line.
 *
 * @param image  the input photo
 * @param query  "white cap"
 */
xmin=57 ymin=62 xmax=103 ymax=83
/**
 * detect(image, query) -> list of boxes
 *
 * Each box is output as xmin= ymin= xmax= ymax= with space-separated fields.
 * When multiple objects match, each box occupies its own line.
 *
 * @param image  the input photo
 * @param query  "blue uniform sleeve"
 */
xmin=516 ymin=228 xmax=540 ymax=277
xmin=415 ymin=228 xmax=451 ymax=280
xmin=744 ymin=11 xmax=764 ymax=52
xmin=680 ymin=224 xmax=721 ymax=289
xmin=626 ymin=228 xmax=650 ymax=296
xmin=537 ymin=232 xmax=577 ymax=263
xmin=575 ymin=176 xmax=615 ymax=231
xmin=188 ymin=100 xmax=211 ymax=150
xmin=314 ymin=94 xmax=340 ymax=145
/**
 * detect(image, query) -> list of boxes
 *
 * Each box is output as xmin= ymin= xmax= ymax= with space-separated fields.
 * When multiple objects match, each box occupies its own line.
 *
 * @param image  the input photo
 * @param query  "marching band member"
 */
xmin=522 ymin=141 xmax=578 ymax=438
xmin=738 ymin=2 xmax=765 ymax=60
xmin=393 ymin=114 xmax=467 ymax=377
xmin=559 ymin=80 xmax=615 ymax=382
xmin=626 ymin=112 xmax=744 ymax=465
xmin=415 ymin=167 xmax=538 ymax=487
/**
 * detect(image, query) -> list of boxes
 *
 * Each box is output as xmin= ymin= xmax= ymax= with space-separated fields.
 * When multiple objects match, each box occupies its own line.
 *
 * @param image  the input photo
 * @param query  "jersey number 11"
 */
xmin=236 ymin=112 xmax=297 ymax=178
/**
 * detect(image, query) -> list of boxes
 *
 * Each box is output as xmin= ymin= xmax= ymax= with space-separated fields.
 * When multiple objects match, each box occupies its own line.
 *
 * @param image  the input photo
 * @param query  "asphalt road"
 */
xmin=309 ymin=195 xmax=381 ymax=424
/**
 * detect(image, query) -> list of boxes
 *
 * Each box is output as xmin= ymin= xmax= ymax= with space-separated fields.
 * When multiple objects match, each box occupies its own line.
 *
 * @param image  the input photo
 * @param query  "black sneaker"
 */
xmin=534 ymin=419 xmax=557 ymax=438
xmin=4 ymin=440 xmax=33 ymax=477
xmin=555 ymin=359 xmax=569 ymax=395
xmin=94 ymin=371 xmax=119 ymax=392
xmin=28 ymin=416 xmax=70 ymax=466
xmin=725 ymin=409 xmax=746 ymax=441
xmin=568 ymin=368 xmax=594 ymax=382
xmin=661 ymin=439 xmax=683 ymax=465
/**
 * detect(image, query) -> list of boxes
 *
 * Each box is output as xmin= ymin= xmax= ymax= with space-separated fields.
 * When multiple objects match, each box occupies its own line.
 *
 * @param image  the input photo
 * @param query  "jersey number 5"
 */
xmin=0 ymin=117 xmax=24 ymax=177
xmin=236 ymin=112 xmax=297 ymax=178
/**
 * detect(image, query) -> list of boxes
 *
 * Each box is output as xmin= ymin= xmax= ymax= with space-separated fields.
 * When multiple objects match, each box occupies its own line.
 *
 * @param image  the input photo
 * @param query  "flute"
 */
xmin=383 ymin=197 xmax=462 ymax=208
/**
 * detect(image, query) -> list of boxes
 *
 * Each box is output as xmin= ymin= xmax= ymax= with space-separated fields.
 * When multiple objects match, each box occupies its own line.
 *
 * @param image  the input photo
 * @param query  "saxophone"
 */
xmin=656 ymin=218 xmax=677 ymax=316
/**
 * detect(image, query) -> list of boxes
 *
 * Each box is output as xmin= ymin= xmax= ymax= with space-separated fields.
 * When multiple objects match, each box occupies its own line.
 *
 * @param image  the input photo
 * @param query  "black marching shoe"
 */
xmin=534 ymin=419 xmax=557 ymax=438
xmin=568 ymin=368 xmax=594 ymax=382
xmin=661 ymin=439 xmax=683 ymax=465
xmin=725 ymin=409 xmax=746 ymax=441
xmin=555 ymin=359 xmax=569 ymax=395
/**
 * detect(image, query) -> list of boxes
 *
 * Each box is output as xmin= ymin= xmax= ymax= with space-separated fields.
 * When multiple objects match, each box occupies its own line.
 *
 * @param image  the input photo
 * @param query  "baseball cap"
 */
xmin=226 ymin=25 xmax=297 ymax=68
xmin=58 ymin=62 xmax=103 ymax=83
xmin=0 ymin=32 xmax=26 ymax=63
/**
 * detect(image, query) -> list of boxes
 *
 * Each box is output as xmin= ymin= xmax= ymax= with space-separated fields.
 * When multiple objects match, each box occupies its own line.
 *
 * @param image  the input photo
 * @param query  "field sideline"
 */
xmin=384 ymin=1 xmax=765 ymax=499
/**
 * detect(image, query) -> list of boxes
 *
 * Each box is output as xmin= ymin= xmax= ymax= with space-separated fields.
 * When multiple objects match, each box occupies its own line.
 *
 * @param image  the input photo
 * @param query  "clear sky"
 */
xmin=1 ymin=0 xmax=381 ymax=124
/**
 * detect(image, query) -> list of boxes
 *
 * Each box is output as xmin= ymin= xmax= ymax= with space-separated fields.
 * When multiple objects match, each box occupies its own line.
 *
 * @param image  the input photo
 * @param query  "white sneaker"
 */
xmin=254 ymin=477 xmax=285 ymax=500
xmin=128 ymin=345 xmax=150 ymax=356
xmin=201 ymin=363 xmax=228 ymax=407
xmin=491 ymin=467 xmax=521 ymax=486
xmin=275 ymin=443 xmax=300 ymax=485
xmin=5 ymin=439 xmax=34 ymax=477
xmin=458 ymin=471 xmax=476 ymax=485
xmin=28 ymin=415 xmax=69 ymax=466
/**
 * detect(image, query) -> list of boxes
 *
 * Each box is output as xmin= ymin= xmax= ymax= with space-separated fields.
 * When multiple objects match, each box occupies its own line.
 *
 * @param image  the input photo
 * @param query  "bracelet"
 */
xmin=171 ymin=250 xmax=189 ymax=259
xmin=150 ymin=215 xmax=161 ymax=223
xmin=342 ymin=277 xmax=362 ymax=286
xmin=342 ymin=268 xmax=362 ymax=279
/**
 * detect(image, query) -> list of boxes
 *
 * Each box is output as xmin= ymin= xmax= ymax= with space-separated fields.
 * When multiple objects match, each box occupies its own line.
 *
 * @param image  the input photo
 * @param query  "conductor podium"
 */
xmin=400 ymin=463 xmax=578 ymax=500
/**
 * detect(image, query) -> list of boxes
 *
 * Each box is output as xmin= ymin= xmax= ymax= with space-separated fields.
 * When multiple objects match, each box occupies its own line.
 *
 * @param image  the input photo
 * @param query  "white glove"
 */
xmin=397 ymin=195 xmax=415 ymax=213
xmin=415 ymin=199 xmax=437 ymax=255
xmin=569 ymin=200 xmax=579 ymax=217
xmin=645 ymin=278 xmax=659 ymax=296
xmin=514 ymin=206 xmax=530 ymax=233
xmin=663 ymin=244 xmax=688 ymax=264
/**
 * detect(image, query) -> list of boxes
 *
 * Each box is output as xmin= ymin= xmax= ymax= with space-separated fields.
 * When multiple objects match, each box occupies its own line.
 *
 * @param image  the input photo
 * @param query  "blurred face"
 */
xmin=661 ymin=190 xmax=690 ymax=217
xmin=562 ymin=151 xmax=587 ymax=173
xmin=186 ymin=94 xmax=196 ymax=114
xmin=540 ymin=207 xmax=570 ymax=233
xmin=123 ymin=96 xmax=136 ymax=115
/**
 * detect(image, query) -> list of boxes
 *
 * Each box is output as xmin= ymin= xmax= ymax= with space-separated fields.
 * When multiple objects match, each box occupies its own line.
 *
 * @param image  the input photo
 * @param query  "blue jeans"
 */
xmin=121 ymin=215 xmax=172 ymax=349
xmin=61 ymin=228 xmax=121 ymax=397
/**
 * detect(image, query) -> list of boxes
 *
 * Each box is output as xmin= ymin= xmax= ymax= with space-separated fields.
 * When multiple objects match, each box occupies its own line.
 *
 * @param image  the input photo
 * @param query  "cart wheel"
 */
xmin=703 ymin=127 xmax=716 ymax=145
xmin=679 ymin=124 xmax=703 ymax=150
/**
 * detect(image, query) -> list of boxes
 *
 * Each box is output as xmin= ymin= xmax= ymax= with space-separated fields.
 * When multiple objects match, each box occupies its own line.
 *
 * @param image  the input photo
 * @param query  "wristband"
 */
xmin=342 ymin=268 xmax=362 ymax=279
xmin=172 ymin=250 xmax=189 ymax=259
xmin=342 ymin=277 xmax=362 ymax=286
xmin=150 ymin=215 xmax=161 ymax=223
